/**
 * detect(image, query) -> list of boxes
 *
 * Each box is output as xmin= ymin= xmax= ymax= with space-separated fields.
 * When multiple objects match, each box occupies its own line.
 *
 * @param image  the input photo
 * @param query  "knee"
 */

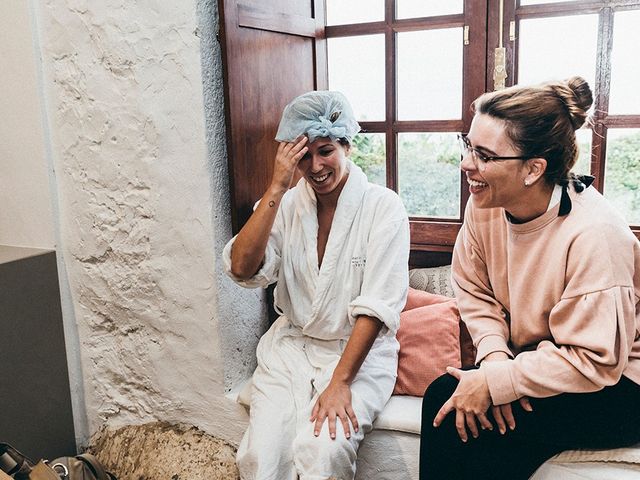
xmin=422 ymin=373 xmax=458 ymax=418
xmin=293 ymin=426 xmax=357 ymax=480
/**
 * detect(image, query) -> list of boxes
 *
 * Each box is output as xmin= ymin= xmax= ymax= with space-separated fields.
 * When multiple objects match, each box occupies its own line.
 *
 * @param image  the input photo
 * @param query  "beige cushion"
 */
xmin=409 ymin=265 xmax=454 ymax=298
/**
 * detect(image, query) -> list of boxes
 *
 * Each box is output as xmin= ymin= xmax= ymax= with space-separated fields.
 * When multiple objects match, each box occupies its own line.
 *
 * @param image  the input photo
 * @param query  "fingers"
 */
xmin=433 ymin=399 xmax=454 ymax=428
xmin=310 ymin=399 xmax=320 ymax=422
xmin=465 ymin=411 xmax=479 ymax=439
xmin=455 ymin=409 xmax=468 ymax=442
xmin=313 ymin=410 xmax=328 ymax=438
xmin=501 ymin=403 xmax=516 ymax=431
xmin=476 ymin=411 xmax=493 ymax=431
xmin=346 ymin=405 xmax=359 ymax=434
xmin=492 ymin=405 xmax=507 ymax=435
xmin=339 ymin=414 xmax=351 ymax=440
xmin=519 ymin=397 xmax=533 ymax=412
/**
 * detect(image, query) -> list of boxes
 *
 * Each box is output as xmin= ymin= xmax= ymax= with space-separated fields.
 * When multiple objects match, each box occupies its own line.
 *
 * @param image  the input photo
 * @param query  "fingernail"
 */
xmin=346 ymin=433 xmax=350 ymax=439
xmin=314 ymin=431 xmax=318 ymax=437
xmin=500 ymin=428 xmax=506 ymax=435
xmin=331 ymin=433 xmax=335 ymax=439
xmin=462 ymin=438 xmax=467 ymax=443
xmin=433 ymin=422 xmax=437 ymax=427
xmin=509 ymin=424 xmax=515 ymax=430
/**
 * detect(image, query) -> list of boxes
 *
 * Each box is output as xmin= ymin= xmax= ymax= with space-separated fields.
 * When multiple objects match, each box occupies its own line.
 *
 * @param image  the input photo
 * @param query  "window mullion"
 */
xmin=592 ymin=6 xmax=615 ymax=192
xmin=386 ymin=0 xmax=397 ymax=191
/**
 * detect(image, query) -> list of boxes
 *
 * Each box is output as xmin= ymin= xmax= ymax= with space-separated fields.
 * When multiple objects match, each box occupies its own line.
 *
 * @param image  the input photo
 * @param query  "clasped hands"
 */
xmin=433 ymin=358 xmax=533 ymax=442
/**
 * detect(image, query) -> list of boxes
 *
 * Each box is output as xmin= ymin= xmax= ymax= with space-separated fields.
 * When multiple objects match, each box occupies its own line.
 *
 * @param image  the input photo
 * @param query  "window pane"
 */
xmin=397 ymin=29 xmax=463 ymax=120
xmin=518 ymin=14 xmax=598 ymax=90
xmin=609 ymin=10 xmax=640 ymax=114
xmin=328 ymin=35 xmax=385 ymax=121
xmin=351 ymin=133 xmax=386 ymax=187
xmin=326 ymin=0 xmax=384 ymax=25
xmin=398 ymin=133 xmax=460 ymax=218
xmin=573 ymin=128 xmax=592 ymax=176
xmin=604 ymin=129 xmax=640 ymax=225
xmin=396 ymin=0 xmax=463 ymax=19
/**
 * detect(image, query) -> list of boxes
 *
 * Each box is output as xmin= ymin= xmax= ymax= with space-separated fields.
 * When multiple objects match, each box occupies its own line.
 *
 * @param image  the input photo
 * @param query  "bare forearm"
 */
xmin=332 ymin=315 xmax=383 ymax=385
xmin=230 ymin=185 xmax=287 ymax=279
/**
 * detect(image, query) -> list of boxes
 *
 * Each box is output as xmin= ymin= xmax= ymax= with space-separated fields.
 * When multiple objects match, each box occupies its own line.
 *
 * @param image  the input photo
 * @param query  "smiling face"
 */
xmin=297 ymin=137 xmax=350 ymax=197
xmin=461 ymin=114 xmax=531 ymax=213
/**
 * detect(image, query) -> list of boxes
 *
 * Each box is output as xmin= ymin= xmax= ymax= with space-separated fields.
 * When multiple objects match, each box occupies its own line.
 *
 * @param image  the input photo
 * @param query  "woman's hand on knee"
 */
xmin=310 ymin=380 xmax=359 ymax=440
xmin=433 ymin=367 xmax=492 ymax=442
xmin=491 ymin=397 xmax=534 ymax=434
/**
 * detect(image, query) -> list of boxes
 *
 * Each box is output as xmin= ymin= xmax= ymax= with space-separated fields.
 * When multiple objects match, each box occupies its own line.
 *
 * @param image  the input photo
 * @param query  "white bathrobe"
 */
xmin=223 ymin=161 xmax=409 ymax=480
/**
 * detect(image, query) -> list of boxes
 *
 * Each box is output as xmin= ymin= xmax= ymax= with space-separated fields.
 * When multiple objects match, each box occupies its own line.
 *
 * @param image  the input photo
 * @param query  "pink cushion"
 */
xmin=393 ymin=288 xmax=462 ymax=396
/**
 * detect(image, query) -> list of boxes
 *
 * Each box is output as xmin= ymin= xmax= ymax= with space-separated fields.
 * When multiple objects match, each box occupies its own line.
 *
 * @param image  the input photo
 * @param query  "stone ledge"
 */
xmin=88 ymin=422 xmax=239 ymax=480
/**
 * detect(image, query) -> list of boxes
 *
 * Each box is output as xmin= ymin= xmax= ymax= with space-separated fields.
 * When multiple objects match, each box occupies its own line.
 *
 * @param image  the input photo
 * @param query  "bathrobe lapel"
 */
xmin=297 ymin=162 xmax=368 ymax=322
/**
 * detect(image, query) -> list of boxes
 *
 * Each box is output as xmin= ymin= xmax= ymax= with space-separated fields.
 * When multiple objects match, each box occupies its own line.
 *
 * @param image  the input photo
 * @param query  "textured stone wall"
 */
xmin=32 ymin=0 xmax=264 ymax=447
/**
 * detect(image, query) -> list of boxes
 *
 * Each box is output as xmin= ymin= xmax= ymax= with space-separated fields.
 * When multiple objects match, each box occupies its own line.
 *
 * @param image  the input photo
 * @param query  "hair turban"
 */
xmin=275 ymin=90 xmax=360 ymax=144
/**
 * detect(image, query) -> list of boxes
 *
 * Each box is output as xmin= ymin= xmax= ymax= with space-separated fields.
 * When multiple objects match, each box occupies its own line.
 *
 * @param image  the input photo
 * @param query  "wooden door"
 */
xmin=218 ymin=0 xmax=327 ymax=231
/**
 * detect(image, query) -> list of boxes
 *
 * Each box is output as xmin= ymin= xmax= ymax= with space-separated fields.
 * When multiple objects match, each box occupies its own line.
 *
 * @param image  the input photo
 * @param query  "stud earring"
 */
xmin=524 ymin=179 xmax=531 ymax=187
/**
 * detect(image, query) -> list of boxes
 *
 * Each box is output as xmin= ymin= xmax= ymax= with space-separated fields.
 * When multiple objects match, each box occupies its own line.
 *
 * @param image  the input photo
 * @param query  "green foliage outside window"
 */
xmin=350 ymin=131 xmax=640 ymax=224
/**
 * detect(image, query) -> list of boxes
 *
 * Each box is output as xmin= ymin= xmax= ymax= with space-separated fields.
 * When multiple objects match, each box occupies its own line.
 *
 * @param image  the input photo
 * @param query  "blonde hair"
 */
xmin=472 ymin=76 xmax=593 ymax=184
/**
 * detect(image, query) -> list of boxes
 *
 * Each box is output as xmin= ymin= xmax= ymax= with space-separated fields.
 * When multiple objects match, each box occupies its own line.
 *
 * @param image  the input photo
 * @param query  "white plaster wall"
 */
xmin=0 ymin=0 xmax=55 ymax=248
xmin=31 ymin=0 xmax=265 ymax=447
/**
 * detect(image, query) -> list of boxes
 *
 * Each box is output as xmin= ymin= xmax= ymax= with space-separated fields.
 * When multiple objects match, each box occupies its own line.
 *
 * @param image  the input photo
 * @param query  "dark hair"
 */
xmin=472 ymin=76 xmax=593 ymax=184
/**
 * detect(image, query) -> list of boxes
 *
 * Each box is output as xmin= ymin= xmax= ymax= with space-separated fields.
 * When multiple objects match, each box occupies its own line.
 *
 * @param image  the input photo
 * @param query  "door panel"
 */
xmin=219 ymin=0 xmax=326 ymax=230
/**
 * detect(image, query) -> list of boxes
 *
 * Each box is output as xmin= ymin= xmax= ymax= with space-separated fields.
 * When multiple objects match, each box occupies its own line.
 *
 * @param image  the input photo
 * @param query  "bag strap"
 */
xmin=0 ymin=444 xmax=33 ymax=479
xmin=75 ymin=454 xmax=114 ymax=480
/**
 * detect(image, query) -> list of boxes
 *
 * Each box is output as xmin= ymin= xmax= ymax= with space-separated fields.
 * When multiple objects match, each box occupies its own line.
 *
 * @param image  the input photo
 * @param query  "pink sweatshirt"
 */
xmin=452 ymin=185 xmax=640 ymax=405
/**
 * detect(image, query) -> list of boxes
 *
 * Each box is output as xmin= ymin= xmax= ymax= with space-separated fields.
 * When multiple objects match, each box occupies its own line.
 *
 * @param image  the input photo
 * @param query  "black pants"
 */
xmin=420 ymin=373 xmax=640 ymax=480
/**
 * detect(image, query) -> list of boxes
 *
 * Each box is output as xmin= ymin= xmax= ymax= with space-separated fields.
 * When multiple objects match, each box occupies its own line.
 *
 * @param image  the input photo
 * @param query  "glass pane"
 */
xmin=326 ymin=0 xmax=384 ymax=25
xmin=328 ymin=35 xmax=385 ymax=121
xmin=398 ymin=133 xmax=460 ymax=218
xmin=604 ymin=128 xmax=640 ymax=225
xmin=573 ymin=128 xmax=592 ymax=176
xmin=609 ymin=10 xmax=640 ymax=114
xmin=397 ymin=29 xmax=463 ymax=120
xmin=351 ymin=133 xmax=386 ymax=187
xmin=518 ymin=14 xmax=598 ymax=90
xmin=520 ymin=0 xmax=579 ymax=4
xmin=396 ymin=0 xmax=463 ymax=19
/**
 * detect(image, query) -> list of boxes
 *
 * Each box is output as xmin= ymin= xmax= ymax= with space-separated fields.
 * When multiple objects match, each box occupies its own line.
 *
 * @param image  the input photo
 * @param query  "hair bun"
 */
xmin=564 ymin=76 xmax=593 ymax=129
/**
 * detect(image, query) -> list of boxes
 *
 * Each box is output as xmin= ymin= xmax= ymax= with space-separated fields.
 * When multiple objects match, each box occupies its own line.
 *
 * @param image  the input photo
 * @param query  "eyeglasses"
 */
xmin=457 ymin=134 xmax=535 ymax=165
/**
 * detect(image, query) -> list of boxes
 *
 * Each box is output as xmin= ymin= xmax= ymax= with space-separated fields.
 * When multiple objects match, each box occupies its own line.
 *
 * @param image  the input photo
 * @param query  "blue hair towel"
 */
xmin=275 ymin=90 xmax=360 ymax=144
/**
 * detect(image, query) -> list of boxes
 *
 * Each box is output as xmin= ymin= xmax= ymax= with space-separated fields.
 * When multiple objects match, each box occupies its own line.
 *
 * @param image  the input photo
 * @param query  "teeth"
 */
xmin=312 ymin=173 xmax=330 ymax=183
xmin=468 ymin=179 xmax=487 ymax=187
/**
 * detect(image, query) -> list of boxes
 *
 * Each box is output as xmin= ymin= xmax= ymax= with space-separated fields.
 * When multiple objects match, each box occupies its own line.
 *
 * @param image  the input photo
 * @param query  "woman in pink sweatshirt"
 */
xmin=420 ymin=77 xmax=640 ymax=479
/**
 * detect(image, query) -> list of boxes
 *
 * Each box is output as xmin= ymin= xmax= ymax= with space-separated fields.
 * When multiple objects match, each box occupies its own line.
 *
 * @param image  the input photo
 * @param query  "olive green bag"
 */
xmin=0 ymin=443 xmax=116 ymax=480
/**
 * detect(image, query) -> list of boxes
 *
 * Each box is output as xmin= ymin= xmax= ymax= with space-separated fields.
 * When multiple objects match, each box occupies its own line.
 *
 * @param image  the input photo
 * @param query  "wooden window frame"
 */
xmin=325 ymin=0 xmax=640 ymax=249
xmin=500 ymin=0 xmax=640 ymax=240
xmin=324 ymin=1 xmax=487 ymax=252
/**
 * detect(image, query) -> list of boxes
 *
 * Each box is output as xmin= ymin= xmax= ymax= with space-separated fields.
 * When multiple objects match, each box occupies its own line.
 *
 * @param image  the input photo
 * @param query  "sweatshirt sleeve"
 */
xmin=483 ymin=228 xmax=639 ymax=405
xmin=348 ymin=193 xmax=410 ymax=334
xmin=452 ymin=205 xmax=513 ymax=362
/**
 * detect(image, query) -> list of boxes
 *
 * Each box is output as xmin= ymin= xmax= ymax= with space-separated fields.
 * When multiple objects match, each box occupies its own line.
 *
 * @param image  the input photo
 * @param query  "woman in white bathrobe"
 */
xmin=223 ymin=91 xmax=410 ymax=480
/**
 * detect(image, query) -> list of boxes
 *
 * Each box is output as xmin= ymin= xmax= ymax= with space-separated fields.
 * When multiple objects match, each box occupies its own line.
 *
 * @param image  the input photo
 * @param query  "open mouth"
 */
xmin=468 ymin=178 xmax=488 ymax=193
xmin=310 ymin=172 xmax=331 ymax=185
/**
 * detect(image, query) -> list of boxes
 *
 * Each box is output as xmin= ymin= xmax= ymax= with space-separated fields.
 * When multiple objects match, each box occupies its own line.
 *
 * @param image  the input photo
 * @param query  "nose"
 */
xmin=310 ymin=153 xmax=324 ymax=173
xmin=460 ymin=151 xmax=476 ymax=173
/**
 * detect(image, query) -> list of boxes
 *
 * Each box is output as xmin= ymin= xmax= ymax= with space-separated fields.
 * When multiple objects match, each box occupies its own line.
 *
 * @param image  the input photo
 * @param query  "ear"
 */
xmin=524 ymin=157 xmax=547 ymax=186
